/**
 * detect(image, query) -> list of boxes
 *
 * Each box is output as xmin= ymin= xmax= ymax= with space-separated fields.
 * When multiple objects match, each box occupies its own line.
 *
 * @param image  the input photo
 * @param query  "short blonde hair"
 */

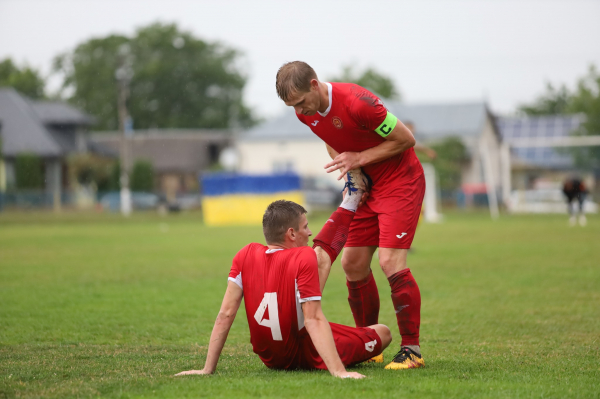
xmin=276 ymin=61 xmax=318 ymax=101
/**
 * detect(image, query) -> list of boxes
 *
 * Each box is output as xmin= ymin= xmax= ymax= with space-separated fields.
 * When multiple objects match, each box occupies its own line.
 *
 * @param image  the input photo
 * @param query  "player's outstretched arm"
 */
xmin=174 ymin=281 xmax=243 ymax=376
xmin=302 ymin=300 xmax=365 ymax=379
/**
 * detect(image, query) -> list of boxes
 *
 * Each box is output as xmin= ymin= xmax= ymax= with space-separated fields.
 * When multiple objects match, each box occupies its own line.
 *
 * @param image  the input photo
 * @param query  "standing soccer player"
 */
xmin=276 ymin=61 xmax=426 ymax=370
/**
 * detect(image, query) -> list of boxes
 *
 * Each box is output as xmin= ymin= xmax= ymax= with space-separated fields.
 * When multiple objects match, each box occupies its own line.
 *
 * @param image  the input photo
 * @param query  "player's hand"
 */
xmin=324 ymin=152 xmax=362 ymax=180
xmin=359 ymin=191 xmax=369 ymax=207
xmin=174 ymin=369 xmax=212 ymax=376
xmin=334 ymin=371 xmax=366 ymax=379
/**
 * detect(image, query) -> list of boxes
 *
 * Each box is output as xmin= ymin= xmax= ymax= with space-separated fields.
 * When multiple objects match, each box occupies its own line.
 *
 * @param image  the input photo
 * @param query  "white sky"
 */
xmin=1 ymin=0 xmax=599 ymax=119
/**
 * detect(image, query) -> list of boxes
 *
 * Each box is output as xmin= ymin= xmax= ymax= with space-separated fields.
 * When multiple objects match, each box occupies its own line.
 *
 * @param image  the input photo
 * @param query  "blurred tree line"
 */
xmin=328 ymin=65 xmax=400 ymax=100
xmin=518 ymin=65 xmax=600 ymax=170
xmin=51 ymin=22 xmax=258 ymax=131
xmin=0 ymin=59 xmax=45 ymax=99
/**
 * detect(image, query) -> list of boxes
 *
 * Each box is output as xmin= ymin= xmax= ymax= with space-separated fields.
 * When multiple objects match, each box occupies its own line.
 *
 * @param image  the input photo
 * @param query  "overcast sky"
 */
xmin=1 ymin=0 xmax=599 ymax=119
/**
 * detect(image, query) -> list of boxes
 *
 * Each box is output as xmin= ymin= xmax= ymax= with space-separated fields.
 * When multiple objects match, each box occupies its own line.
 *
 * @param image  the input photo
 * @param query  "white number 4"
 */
xmin=254 ymin=292 xmax=282 ymax=341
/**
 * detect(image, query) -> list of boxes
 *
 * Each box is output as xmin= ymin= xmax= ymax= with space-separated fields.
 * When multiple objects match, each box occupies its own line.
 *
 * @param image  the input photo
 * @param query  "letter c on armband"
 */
xmin=375 ymin=112 xmax=398 ymax=138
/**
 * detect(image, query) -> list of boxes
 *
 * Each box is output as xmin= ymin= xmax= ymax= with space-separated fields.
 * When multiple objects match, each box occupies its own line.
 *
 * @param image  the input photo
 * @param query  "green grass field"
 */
xmin=1 ymin=210 xmax=599 ymax=398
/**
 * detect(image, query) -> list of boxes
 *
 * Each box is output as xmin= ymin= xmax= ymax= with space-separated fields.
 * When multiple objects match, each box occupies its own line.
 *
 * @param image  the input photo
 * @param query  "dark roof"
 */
xmin=31 ymin=100 xmax=95 ymax=125
xmin=0 ymin=88 xmax=95 ymax=157
xmin=240 ymin=100 xmax=491 ymax=142
xmin=387 ymin=101 xmax=489 ymax=140
xmin=90 ymin=131 xmax=232 ymax=173
xmin=0 ymin=88 xmax=63 ymax=157
xmin=497 ymin=115 xmax=584 ymax=169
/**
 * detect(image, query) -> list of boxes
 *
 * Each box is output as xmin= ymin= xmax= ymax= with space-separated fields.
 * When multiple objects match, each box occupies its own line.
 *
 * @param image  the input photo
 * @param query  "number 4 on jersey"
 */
xmin=254 ymin=292 xmax=283 ymax=341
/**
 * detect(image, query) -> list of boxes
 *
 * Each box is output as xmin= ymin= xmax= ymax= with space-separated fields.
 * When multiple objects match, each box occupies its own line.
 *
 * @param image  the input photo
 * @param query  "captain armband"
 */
xmin=374 ymin=112 xmax=398 ymax=138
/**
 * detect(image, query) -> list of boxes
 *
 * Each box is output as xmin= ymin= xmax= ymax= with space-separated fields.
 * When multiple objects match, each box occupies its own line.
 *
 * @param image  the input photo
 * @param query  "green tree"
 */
xmin=428 ymin=137 xmax=469 ymax=191
xmin=0 ymin=58 xmax=45 ymax=99
xmin=518 ymin=82 xmax=571 ymax=115
xmin=15 ymin=153 xmax=44 ymax=189
xmin=130 ymin=160 xmax=154 ymax=192
xmin=53 ymin=22 xmax=257 ymax=131
xmin=329 ymin=65 xmax=400 ymax=100
xmin=519 ymin=65 xmax=600 ymax=169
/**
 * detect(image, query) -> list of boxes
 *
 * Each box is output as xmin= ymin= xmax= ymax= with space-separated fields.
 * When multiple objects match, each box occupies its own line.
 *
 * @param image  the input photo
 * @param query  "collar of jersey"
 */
xmin=317 ymin=82 xmax=333 ymax=117
xmin=265 ymin=248 xmax=284 ymax=254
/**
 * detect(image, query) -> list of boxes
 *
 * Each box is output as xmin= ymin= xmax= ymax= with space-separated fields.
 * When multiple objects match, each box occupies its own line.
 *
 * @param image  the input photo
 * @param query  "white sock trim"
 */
xmin=340 ymin=189 xmax=364 ymax=212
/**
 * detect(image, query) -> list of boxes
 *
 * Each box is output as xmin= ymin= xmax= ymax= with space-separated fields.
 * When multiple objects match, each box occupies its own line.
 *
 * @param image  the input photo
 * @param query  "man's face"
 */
xmin=293 ymin=214 xmax=312 ymax=247
xmin=284 ymin=81 xmax=320 ymax=116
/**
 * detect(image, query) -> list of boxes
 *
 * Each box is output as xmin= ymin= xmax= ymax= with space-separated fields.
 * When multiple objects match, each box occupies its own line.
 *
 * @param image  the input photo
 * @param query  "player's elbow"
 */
xmin=217 ymin=309 xmax=237 ymax=320
xmin=405 ymin=134 xmax=416 ymax=148
xmin=303 ymin=315 xmax=326 ymax=332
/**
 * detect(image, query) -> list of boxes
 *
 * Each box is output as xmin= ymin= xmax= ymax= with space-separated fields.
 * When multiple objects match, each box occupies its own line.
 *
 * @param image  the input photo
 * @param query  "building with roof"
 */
xmin=497 ymin=115 xmax=587 ymax=188
xmin=90 ymin=130 xmax=232 ymax=203
xmin=0 ymin=88 xmax=95 ymax=202
xmin=238 ymin=100 xmax=504 ymax=205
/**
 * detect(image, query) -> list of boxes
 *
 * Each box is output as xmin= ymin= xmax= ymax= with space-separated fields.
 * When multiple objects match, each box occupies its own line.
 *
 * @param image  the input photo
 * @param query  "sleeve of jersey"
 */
xmin=227 ymin=246 xmax=247 ymax=292
xmin=352 ymin=95 xmax=398 ymax=138
xmin=296 ymin=249 xmax=322 ymax=303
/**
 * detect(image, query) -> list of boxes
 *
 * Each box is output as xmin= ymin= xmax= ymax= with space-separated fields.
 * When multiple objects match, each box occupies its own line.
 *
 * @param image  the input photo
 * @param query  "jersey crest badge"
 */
xmin=332 ymin=116 xmax=343 ymax=129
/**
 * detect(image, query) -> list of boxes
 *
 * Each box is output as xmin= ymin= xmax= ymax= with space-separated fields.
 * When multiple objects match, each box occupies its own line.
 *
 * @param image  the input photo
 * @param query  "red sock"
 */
xmin=346 ymin=270 xmax=380 ymax=327
xmin=388 ymin=268 xmax=421 ymax=346
xmin=312 ymin=207 xmax=355 ymax=264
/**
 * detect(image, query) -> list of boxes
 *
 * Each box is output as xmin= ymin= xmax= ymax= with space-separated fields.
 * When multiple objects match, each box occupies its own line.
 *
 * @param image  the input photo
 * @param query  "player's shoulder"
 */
xmin=289 ymin=246 xmax=318 ymax=264
xmin=237 ymin=242 xmax=267 ymax=257
xmin=332 ymin=82 xmax=383 ymax=112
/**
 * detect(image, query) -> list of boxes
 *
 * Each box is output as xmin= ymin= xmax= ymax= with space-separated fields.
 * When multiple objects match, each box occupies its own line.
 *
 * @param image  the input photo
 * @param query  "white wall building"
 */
xmin=237 ymin=101 xmax=504 ymax=203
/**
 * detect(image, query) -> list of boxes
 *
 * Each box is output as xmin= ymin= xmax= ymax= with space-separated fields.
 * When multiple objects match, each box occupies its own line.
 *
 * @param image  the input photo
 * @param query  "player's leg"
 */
xmin=312 ymin=169 xmax=368 ymax=291
xmin=567 ymin=196 xmax=577 ymax=226
xmin=342 ymin=245 xmax=380 ymax=327
xmin=578 ymin=194 xmax=587 ymax=226
xmin=376 ymin=174 xmax=426 ymax=370
xmin=328 ymin=322 xmax=389 ymax=366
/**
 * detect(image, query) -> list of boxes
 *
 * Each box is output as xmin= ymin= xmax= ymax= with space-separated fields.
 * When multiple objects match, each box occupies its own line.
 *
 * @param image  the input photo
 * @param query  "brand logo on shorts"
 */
xmin=326 ymin=219 xmax=334 ymax=223
xmin=311 ymin=120 xmax=319 ymax=126
xmin=332 ymin=116 xmax=343 ymax=129
xmin=365 ymin=339 xmax=377 ymax=352
xmin=396 ymin=232 xmax=408 ymax=239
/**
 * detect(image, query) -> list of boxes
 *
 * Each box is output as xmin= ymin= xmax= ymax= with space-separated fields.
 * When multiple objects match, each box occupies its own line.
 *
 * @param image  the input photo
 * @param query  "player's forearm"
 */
xmin=304 ymin=316 xmax=346 ymax=376
xmin=202 ymin=311 xmax=236 ymax=373
xmin=358 ymin=137 xmax=415 ymax=167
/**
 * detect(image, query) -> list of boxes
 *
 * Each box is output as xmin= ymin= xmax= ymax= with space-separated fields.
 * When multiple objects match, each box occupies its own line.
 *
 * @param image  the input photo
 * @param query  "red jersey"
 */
xmin=228 ymin=243 xmax=322 ymax=369
xmin=296 ymin=82 xmax=423 ymax=195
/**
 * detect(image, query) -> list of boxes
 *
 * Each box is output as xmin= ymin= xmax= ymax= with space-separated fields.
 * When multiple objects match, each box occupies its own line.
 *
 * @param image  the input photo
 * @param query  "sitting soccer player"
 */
xmin=176 ymin=172 xmax=391 ymax=379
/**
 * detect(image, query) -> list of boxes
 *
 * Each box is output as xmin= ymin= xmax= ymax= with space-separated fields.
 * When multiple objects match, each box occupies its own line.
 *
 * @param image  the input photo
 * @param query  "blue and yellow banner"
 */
xmin=201 ymin=173 xmax=304 ymax=226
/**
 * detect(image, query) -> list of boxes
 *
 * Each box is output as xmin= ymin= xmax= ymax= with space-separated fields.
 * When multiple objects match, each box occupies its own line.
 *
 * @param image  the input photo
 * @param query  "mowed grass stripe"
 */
xmin=1 ymin=211 xmax=599 ymax=398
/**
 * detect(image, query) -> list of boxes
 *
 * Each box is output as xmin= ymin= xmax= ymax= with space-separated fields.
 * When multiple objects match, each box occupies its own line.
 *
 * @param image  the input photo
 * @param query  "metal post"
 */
xmin=500 ymin=142 xmax=512 ymax=211
xmin=479 ymin=140 xmax=499 ymax=220
xmin=116 ymin=44 xmax=133 ymax=216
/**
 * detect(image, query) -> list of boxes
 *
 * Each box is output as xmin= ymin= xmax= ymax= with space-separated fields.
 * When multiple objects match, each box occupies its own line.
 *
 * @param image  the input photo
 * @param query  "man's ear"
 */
xmin=285 ymin=227 xmax=296 ymax=242
xmin=310 ymin=79 xmax=319 ymax=91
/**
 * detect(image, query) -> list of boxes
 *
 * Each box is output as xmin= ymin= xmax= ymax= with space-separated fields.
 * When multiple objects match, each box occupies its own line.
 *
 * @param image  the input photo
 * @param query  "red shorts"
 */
xmin=345 ymin=173 xmax=426 ymax=249
xmin=297 ymin=323 xmax=383 ymax=370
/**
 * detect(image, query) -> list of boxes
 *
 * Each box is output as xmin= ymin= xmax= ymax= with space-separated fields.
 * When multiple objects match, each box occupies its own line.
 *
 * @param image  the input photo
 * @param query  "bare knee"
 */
xmin=370 ymin=324 xmax=392 ymax=350
xmin=378 ymin=248 xmax=408 ymax=277
xmin=341 ymin=247 xmax=376 ymax=281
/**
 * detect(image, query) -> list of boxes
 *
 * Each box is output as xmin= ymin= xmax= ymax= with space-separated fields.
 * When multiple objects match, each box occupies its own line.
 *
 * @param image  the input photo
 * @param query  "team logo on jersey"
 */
xmin=332 ymin=116 xmax=343 ymax=129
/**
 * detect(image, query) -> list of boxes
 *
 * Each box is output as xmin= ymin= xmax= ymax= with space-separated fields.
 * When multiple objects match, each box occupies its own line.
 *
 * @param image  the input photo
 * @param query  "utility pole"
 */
xmin=116 ymin=44 xmax=133 ymax=216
